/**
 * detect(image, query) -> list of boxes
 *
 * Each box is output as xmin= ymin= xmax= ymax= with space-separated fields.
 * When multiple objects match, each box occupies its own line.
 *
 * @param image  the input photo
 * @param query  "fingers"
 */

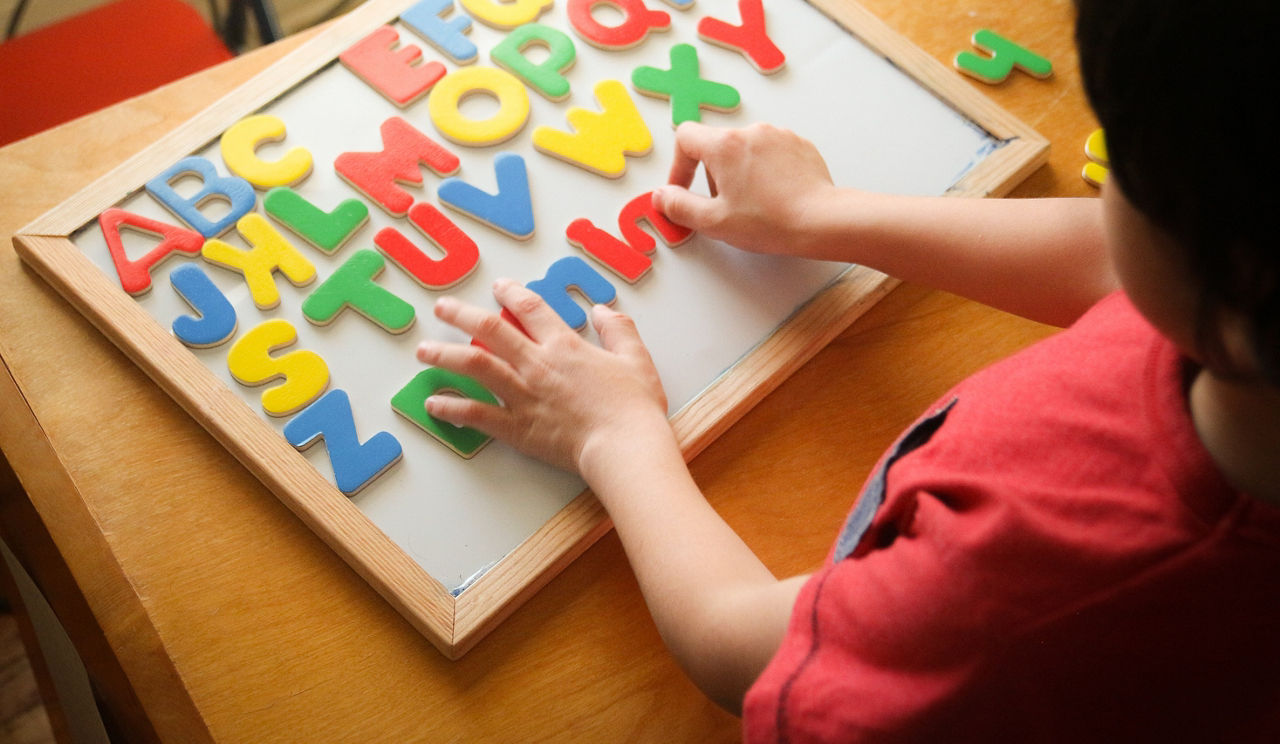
xmin=491 ymin=278 xmax=573 ymax=341
xmin=669 ymin=121 xmax=735 ymax=187
xmin=668 ymin=121 xmax=713 ymax=189
xmin=426 ymin=282 xmax=650 ymax=390
xmin=659 ymin=121 xmax=735 ymax=230
xmin=670 ymin=122 xmax=728 ymax=198
xmin=591 ymin=304 xmax=647 ymax=357
xmin=414 ymin=339 xmax=515 ymax=439
xmin=435 ymin=280 xmax=572 ymax=357
xmin=433 ymin=295 xmax=529 ymax=361
xmin=416 ymin=340 xmax=521 ymax=402
xmin=652 ymin=185 xmax=717 ymax=231
xmin=423 ymin=393 xmax=510 ymax=438
xmin=590 ymin=305 xmax=666 ymax=411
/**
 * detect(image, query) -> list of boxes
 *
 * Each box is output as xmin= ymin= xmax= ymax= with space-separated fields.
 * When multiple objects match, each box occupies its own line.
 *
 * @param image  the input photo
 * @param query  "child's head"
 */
xmin=1074 ymin=0 xmax=1279 ymax=385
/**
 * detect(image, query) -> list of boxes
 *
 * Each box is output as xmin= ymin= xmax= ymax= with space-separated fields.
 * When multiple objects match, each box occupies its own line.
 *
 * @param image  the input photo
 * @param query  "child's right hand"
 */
xmin=651 ymin=122 xmax=838 ymax=257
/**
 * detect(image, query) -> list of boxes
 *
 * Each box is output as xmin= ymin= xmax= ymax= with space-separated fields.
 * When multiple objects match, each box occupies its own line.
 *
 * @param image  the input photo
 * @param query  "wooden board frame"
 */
xmin=12 ymin=0 xmax=1046 ymax=659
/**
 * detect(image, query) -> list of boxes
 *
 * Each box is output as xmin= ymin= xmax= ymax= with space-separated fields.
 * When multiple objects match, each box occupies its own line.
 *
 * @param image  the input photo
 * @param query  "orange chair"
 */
xmin=0 ymin=0 xmax=234 ymax=146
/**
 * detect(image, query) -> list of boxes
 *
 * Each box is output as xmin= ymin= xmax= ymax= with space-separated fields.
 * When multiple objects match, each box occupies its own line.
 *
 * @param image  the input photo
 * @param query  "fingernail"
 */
xmin=416 ymin=341 xmax=437 ymax=361
xmin=425 ymin=395 xmax=449 ymax=417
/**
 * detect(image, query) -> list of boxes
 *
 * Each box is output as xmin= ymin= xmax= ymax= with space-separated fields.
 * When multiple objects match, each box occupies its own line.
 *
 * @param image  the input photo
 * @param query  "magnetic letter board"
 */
xmin=14 ymin=0 xmax=1047 ymax=657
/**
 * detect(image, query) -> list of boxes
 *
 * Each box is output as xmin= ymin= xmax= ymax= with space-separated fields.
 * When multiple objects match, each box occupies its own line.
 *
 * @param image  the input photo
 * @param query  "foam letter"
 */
xmin=219 ymin=114 xmax=314 ymax=189
xmin=391 ymin=368 xmax=498 ymax=458
xmin=526 ymin=256 xmax=616 ymax=329
xmin=1082 ymin=128 xmax=1109 ymax=188
xmin=145 ymin=156 xmax=255 ymax=238
xmin=696 ymin=0 xmax=785 ymax=74
xmin=531 ymin=79 xmax=652 ymax=178
xmin=459 ymin=0 xmax=553 ymax=30
xmin=490 ymin=22 xmax=576 ymax=101
xmin=98 ymin=208 xmax=205 ymax=295
xmin=953 ymin=29 xmax=1053 ymax=84
xmin=427 ymin=66 xmax=531 ymax=147
xmin=302 ymin=249 xmax=416 ymax=333
xmin=339 ymin=25 xmax=446 ymax=106
xmin=262 ymin=187 xmax=369 ymax=255
xmin=169 ymin=264 xmax=237 ymax=348
xmin=201 ymin=213 xmax=317 ymax=310
xmin=566 ymin=0 xmax=670 ymax=50
xmin=631 ymin=43 xmax=741 ymax=127
xmin=335 ymin=116 xmax=460 ymax=217
xmin=617 ymin=190 xmax=694 ymax=249
xmin=565 ymin=191 xmax=692 ymax=281
xmin=227 ymin=318 xmax=329 ymax=417
xmin=566 ymin=218 xmax=651 ymax=282
xmin=437 ymin=152 xmax=534 ymax=239
xmin=285 ymin=389 xmax=403 ymax=495
xmin=401 ymin=0 xmax=478 ymax=65
xmin=375 ymin=203 xmax=480 ymax=290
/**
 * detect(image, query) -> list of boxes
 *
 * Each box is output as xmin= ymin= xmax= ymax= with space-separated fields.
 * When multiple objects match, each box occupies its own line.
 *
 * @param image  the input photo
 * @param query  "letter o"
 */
xmin=428 ymin=67 xmax=531 ymax=147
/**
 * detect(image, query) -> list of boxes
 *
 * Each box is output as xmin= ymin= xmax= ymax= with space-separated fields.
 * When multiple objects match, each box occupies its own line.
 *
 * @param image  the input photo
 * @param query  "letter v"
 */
xmin=437 ymin=152 xmax=535 ymax=240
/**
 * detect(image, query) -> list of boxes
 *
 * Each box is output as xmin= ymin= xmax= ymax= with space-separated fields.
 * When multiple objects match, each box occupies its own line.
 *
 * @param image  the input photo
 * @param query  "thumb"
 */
xmin=652 ymin=185 xmax=717 ymax=231
xmin=591 ymin=304 xmax=647 ymax=358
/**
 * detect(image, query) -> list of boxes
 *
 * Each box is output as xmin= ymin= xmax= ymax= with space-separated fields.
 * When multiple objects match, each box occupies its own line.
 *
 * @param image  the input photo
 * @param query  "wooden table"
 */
xmin=0 ymin=1 xmax=1093 ymax=739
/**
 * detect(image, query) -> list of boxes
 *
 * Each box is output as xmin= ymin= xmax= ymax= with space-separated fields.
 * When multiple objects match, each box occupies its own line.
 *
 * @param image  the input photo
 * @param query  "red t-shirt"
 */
xmin=743 ymin=292 xmax=1280 ymax=742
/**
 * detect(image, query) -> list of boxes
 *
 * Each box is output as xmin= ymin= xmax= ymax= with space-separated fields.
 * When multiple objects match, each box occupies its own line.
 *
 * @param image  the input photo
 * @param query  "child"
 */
xmin=415 ymin=0 xmax=1280 ymax=738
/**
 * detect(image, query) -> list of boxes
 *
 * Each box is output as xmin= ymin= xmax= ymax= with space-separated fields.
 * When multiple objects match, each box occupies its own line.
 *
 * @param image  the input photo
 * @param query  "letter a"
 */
xmin=98 ymin=208 xmax=204 ymax=295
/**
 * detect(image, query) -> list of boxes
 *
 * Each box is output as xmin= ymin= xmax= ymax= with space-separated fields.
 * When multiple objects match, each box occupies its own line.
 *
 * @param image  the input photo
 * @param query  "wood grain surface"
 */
xmin=0 ymin=0 xmax=1091 ymax=739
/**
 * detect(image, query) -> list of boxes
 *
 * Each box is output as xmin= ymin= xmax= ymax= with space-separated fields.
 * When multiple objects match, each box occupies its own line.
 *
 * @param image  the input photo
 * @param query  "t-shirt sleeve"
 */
xmin=744 ymin=486 xmax=1016 ymax=742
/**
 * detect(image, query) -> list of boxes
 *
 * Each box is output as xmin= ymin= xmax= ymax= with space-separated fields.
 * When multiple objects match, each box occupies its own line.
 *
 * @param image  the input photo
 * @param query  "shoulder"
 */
xmin=743 ymin=290 xmax=1280 ymax=740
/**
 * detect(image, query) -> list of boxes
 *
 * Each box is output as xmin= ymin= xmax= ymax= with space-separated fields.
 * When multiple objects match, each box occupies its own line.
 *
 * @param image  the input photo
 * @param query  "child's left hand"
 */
xmin=424 ymin=280 xmax=801 ymax=713
xmin=416 ymin=279 xmax=671 ymax=479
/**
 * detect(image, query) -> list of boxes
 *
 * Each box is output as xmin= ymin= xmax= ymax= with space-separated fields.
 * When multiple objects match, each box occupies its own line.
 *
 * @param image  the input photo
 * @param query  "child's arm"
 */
xmin=652 ymin=122 xmax=1119 ymax=327
xmin=418 ymin=281 xmax=805 ymax=713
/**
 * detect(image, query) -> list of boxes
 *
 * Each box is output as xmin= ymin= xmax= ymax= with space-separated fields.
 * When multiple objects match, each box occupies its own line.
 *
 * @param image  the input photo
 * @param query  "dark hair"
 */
xmin=1075 ymin=0 xmax=1280 ymax=384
